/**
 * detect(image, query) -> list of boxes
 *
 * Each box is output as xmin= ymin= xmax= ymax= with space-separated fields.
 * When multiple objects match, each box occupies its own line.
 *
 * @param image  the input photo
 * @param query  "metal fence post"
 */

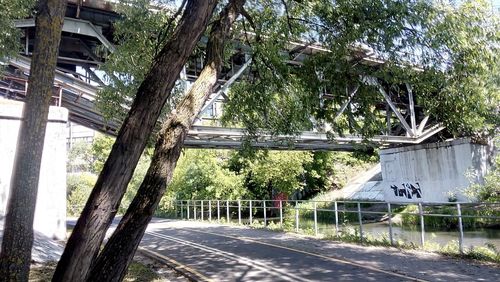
xmin=295 ymin=201 xmax=299 ymax=233
xmin=457 ymin=203 xmax=464 ymax=254
xmin=217 ymin=200 xmax=220 ymax=222
xmin=238 ymin=200 xmax=242 ymax=225
xmin=208 ymin=200 xmax=212 ymax=222
xmin=387 ymin=202 xmax=394 ymax=246
xmin=280 ymin=200 xmax=283 ymax=228
xmin=314 ymin=201 xmax=318 ymax=236
xmin=187 ymin=200 xmax=190 ymax=219
xmin=174 ymin=200 xmax=178 ymax=218
xmin=418 ymin=203 xmax=425 ymax=246
xmin=201 ymin=200 xmax=204 ymax=221
xmin=263 ymin=201 xmax=267 ymax=226
xmin=194 ymin=201 xmax=197 ymax=220
xmin=334 ymin=201 xmax=339 ymax=235
xmin=181 ymin=201 xmax=184 ymax=219
xmin=357 ymin=202 xmax=363 ymax=243
xmin=226 ymin=200 xmax=230 ymax=223
xmin=249 ymin=200 xmax=253 ymax=225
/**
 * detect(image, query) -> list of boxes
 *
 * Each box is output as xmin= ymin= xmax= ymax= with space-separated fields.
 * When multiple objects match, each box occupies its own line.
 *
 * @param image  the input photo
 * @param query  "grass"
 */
xmin=424 ymin=240 xmax=500 ymax=264
xmin=29 ymin=261 xmax=162 ymax=282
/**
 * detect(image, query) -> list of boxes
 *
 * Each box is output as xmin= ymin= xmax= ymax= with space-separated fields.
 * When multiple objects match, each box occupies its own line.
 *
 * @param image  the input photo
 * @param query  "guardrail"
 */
xmin=162 ymin=199 xmax=500 ymax=253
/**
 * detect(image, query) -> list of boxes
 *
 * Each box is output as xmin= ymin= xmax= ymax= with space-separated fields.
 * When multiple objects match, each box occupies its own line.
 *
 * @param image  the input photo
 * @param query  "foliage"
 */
xmin=67 ymin=134 xmax=152 ymax=215
xmin=302 ymin=152 xmax=335 ymax=194
xmin=243 ymin=151 xmax=313 ymax=199
xmin=413 ymin=1 xmax=500 ymax=136
xmin=67 ymin=173 xmax=97 ymax=216
xmin=229 ymin=150 xmax=365 ymax=200
xmin=0 ymin=0 xmax=35 ymax=58
xmin=399 ymin=204 xmax=500 ymax=229
xmin=161 ymin=150 xmax=246 ymax=203
xmin=466 ymin=138 xmax=500 ymax=203
xmin=90 ymin=133 xmax=115 ymax=173
xmin=425 ymin=240 xmax=500 ymax=264
xmin=67 ymin=141 xmax=93 ymax=173
xmin=222 ymin=0 xmax=500 ymax=139
xmin=161 ymin=148 xmax=378 ymax=205
xmin=96 ymin=0 xmax=183 ymax=122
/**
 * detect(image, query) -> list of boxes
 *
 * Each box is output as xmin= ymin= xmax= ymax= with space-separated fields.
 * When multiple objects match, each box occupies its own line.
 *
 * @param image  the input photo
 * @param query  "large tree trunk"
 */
xmin=86 ymin=1 xmax=244 ymax=281
xmin=0 ymin=0 xmax=66 ymax=280
xmin=52 ymin=1 xmax=218 ymax=281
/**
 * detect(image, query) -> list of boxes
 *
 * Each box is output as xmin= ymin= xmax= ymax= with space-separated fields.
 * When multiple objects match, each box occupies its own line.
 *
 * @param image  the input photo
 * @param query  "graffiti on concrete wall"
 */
xmin=390 ymin=182 xmax=422 ymax=199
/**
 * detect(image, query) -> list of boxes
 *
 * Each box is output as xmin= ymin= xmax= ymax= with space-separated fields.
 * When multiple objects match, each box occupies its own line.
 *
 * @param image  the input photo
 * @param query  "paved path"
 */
xmin=141 ymin=219 xmax=499 ymax=282
xmin=0 ymin=219 xmax=64 ymax=262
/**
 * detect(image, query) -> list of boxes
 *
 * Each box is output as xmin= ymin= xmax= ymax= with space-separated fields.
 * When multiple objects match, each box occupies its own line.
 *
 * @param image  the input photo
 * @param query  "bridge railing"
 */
xmin=164 ymin=199 xmax=500 ymax=254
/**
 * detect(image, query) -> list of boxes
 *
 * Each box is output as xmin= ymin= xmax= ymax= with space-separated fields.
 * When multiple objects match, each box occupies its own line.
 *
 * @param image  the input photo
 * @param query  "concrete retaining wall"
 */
xmin=0 ymin=100 xmax=67 ymax=239
xmin=380 ymin=139 xmax=491 ymax=203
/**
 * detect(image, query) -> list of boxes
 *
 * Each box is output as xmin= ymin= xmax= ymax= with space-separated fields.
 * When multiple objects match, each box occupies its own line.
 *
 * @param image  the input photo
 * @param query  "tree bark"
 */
xmin=52 ymin=1 xmax=218 ymax=281
xmin=0 ymin=0 xmax=66 ymax=281
xmin=86 ymin=1 xmax=244 ymax=281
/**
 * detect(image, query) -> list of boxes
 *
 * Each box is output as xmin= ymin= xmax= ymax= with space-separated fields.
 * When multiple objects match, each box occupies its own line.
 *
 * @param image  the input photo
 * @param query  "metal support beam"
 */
xmin=83 ymin=66 xmax=105 ymax=86
xmin=406 ymin=83 xmax=417 ymax=136
xmin=15 ymin=18 xmax=115 ymax=52
xmin=417 ymin=116 xmax=430 ymax=135
xmin=198 ymin=58 xmax=252 ymax=115
xmin=333 ymin=85 xmax=359 ymax=122
xmin=376 ymin=83 xmax=415 ymax=137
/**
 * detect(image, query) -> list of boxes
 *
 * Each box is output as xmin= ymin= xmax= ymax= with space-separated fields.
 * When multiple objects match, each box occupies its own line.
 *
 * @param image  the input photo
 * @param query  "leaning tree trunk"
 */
xmin=0 ymin=0 xmax=66 ymax=280
xmin=86 ymin=1 xmax=245 ymax=280
xmin=52 ymin=1 xmax=218 ymax=281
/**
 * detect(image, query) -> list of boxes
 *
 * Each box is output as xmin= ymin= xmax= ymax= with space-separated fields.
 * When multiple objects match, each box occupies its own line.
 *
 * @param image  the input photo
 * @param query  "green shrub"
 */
xmin=399 ymin=204 xmax=499 ymax=229
xmin=67 ymin=173 xmax=97 ymax=216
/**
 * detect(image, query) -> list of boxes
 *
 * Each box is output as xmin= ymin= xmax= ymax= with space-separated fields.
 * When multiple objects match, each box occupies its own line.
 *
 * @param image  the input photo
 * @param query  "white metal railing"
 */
xmin=163 ymin=199 xmax=500 ymax=253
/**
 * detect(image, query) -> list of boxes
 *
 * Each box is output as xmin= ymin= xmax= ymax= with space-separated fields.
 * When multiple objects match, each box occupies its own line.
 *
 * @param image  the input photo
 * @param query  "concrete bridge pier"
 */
xmin=0 ymin=100 xmax=67 ymax=239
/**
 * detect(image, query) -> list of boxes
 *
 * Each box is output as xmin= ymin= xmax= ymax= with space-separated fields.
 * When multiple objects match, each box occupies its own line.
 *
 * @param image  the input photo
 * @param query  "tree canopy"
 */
xmin=0 ymin=0 xmax=35 ymax=58
xmin=97 ymin=0 xmax=499 ymax=141
xmin=221 ymin=0 xmax=499 ymax=138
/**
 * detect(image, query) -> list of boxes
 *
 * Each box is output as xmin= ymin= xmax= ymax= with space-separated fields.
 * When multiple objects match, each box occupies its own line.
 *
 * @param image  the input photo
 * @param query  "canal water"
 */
xmin=355 ymin=222 xmax=499 ymax=250
xmin=300 ymin=220 xmax=500 ymax=250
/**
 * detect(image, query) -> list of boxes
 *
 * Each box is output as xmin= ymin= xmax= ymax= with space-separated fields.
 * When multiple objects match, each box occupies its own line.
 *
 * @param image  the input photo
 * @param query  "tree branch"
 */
xmin=155 ymin=0 xmax=188 ymax=54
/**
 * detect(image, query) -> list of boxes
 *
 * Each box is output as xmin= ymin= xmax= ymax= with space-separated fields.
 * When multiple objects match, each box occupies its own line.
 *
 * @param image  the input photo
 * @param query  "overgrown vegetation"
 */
xmin=154 ymin=149 xmax=376 ymax=214
xmin=68 ymin=139 xmax=376 ymax=217
xmin=466 ymin=137 xmax=500 ymax=203
xmin=0 ymin=0 xmax=35 ymax=59
xmin=399 ymin=204 xmax=500 ymax=230
xmin=66 ymin=134 xmax=151 ymax=216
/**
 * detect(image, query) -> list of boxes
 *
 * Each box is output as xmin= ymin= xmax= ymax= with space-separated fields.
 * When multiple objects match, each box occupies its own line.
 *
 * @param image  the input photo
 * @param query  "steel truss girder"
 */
xmin=2 ymin=56 xmax=445 ymax=150
xmin=184 ymin=124 xmax=444 ymax=151
xmin=15 ymin=17 xmax=115 ymax=52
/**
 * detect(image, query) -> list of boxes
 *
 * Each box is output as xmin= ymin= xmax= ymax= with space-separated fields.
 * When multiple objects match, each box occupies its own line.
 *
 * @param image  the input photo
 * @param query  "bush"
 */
xmin=67 ymin=173 xmax=97 ymax=216
xmin=399 ymin=204 xmax=500 ymax=229
xmin=465 ymin=137 xmax=500 ymax=203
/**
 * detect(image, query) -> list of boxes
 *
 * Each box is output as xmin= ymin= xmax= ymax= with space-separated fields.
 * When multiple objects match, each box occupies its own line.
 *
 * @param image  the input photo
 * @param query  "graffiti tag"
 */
xmin=390 ymin=182 xmax=422 ymax=199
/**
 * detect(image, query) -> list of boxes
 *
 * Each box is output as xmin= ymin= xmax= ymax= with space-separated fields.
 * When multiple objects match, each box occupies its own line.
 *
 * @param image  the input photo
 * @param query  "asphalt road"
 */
xmin=140 ymin=219 xmax=499 ymax=282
